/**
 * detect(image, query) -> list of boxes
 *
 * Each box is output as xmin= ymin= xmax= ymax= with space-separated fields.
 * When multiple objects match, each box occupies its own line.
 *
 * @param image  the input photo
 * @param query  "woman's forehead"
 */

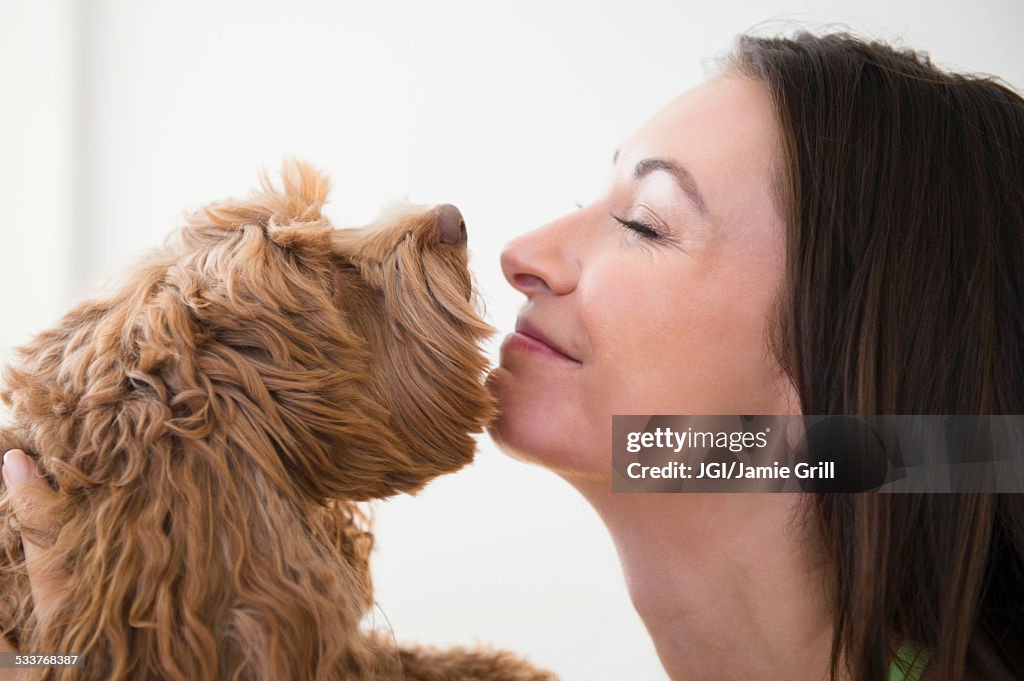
xmin=615 ymin=75 xmax=779 ymax=222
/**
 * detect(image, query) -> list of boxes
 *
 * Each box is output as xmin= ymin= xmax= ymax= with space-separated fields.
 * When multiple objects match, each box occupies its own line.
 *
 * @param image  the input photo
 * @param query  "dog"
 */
xmin=0 ymin=160 xmax=556 ymax=680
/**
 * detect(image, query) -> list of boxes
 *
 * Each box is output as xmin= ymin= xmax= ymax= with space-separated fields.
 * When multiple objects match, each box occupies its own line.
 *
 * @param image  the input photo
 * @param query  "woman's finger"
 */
xmin=2 ymin=450 xmax=65 ymax=622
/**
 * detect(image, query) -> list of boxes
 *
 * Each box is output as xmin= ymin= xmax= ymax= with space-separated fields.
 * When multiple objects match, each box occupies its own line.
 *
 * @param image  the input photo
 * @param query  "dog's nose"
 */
xmin=435 ymin=204 xmax=467 ymax=245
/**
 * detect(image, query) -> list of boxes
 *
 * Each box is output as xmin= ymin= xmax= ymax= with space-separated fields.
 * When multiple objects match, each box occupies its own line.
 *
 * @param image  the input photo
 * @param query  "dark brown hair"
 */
xmin=727 ymin=32 xmax=1024 ymax=681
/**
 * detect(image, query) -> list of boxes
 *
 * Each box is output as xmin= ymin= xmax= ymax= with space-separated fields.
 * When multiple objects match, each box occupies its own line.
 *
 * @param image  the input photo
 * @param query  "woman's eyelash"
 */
xmin=610 ymin=213 xmax=662 ymax=240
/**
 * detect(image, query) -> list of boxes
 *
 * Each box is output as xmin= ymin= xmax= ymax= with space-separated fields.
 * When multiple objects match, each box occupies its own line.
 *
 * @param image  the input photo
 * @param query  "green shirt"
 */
xmin=889 ymin=643 xmax=931 ymax=681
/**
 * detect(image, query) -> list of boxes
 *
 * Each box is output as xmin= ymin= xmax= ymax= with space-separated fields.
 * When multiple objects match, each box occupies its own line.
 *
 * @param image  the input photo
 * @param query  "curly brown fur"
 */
xmin=0 ymin=161 xmax=554 ymax=680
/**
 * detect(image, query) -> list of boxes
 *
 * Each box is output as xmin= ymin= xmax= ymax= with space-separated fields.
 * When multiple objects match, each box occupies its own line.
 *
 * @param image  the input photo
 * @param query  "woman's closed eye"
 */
xmin=610 ymin=212 xmax=664 ymax=241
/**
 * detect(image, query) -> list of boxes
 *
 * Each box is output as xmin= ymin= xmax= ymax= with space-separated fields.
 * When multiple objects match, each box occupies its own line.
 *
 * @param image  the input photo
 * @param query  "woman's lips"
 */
xmin=502 ymin=318 xmax=582 ymax=364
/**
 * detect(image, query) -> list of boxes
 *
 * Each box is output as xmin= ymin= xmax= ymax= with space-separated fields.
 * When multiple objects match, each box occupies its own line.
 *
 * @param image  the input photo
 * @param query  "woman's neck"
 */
xmin=569 ymin=480 xmax=838 ymax=681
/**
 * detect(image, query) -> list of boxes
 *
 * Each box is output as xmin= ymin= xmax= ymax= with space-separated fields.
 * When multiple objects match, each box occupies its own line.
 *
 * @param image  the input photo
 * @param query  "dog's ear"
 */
xmin=188 ymin=158 xmax=336 ymax=259
xmin=257 ymin=158 xmax=334 ymax=253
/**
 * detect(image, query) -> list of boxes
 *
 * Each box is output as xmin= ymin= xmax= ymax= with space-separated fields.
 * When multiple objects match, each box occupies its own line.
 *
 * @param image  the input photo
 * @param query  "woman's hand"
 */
xmin=0 ymin=450 xmax=65 ymax=677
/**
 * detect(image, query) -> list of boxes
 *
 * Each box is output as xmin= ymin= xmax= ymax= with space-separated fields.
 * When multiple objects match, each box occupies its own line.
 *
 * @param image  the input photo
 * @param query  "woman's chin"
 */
xmin=484 ymin=366 xmax=541 ymax=461
xmin=485 ymin=367 xmax=610 ymax=480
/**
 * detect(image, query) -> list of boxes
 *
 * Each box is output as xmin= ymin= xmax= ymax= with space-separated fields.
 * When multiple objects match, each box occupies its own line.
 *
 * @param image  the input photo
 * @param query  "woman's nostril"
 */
xmin=436 ymin=204 xmax=467 ymax=245
xmin=513 ymin=273 xmax=547 ymax=290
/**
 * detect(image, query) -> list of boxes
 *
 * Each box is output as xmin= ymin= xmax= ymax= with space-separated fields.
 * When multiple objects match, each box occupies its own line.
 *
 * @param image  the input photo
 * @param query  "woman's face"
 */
xmin=488 ymin=75 xmax=797 ymax=479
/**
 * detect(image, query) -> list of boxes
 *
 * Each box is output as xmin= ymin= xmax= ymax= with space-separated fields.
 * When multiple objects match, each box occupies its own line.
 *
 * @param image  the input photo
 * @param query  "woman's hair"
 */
xmin=726 ymin=32 xmax=1024 ymax=681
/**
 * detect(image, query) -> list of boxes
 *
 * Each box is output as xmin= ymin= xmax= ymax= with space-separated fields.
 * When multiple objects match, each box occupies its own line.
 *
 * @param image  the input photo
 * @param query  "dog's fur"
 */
xmin=0 ymin=161 xmax=555 ymax=680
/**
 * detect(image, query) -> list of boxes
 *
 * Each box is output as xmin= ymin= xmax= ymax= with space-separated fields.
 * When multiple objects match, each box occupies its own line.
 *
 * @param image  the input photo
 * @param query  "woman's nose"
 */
xmin=500 ymin=218 xmax=579 ymax=297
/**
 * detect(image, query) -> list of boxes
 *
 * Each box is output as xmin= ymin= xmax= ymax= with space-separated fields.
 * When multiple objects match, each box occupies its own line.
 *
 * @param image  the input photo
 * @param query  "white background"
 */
xmin=2 ymin=1 xmax=1022 ymax=678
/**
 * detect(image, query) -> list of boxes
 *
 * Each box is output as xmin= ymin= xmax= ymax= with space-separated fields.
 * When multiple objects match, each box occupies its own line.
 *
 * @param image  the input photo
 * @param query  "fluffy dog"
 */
xmin=0 ymin=161 xmax=555 ymax=681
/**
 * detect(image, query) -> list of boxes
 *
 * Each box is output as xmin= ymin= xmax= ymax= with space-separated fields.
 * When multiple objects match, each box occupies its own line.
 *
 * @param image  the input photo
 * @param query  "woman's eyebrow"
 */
xmin=612 ymin=149 xmax=710 ymax=217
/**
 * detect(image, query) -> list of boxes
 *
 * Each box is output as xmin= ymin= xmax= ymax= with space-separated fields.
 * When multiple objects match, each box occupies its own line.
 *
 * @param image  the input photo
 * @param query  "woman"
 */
xmin=489 ymin=32 xmax=1024 ymax=681
xmin=5 ymin=31 xmax=1024 ymax=681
